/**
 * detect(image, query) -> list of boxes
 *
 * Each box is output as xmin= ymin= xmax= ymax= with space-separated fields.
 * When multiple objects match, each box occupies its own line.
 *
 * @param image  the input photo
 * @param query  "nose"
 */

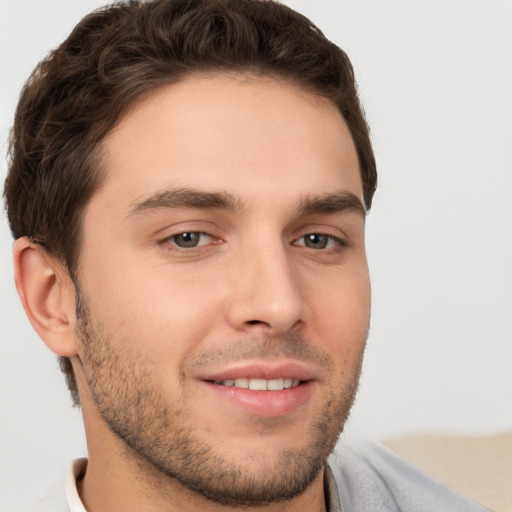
xmin=226 ymin=240 xmax=305 ymax=335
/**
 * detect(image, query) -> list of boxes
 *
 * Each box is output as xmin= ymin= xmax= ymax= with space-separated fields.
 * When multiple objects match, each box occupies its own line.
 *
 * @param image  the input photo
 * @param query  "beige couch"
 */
xmin=381 ymin=431 xmax=512 ymax=512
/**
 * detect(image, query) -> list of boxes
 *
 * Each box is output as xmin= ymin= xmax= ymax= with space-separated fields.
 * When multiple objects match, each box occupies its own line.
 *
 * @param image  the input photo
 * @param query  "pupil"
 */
xmin=305 ymin=234 xmax=327 ymax=249
xmin=175 ymin=232 xmax=200 ymax=248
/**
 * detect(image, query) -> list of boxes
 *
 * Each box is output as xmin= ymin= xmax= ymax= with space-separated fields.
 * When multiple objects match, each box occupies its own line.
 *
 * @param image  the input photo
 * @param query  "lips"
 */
xmin=198 ymin=362 xmax=317 ymax=417
xmin=199 ymin=361 xmax=316 ymax=383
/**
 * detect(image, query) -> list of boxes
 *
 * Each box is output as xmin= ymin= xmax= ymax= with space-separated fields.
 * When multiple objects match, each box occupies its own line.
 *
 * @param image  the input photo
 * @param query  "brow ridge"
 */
xmin=297 ymin=191 xmax=366 ymax=217
xmin=127 ymin=187 xmax=365 ymax=219
xmin=128 ymin=187 xmax=242 ymax=217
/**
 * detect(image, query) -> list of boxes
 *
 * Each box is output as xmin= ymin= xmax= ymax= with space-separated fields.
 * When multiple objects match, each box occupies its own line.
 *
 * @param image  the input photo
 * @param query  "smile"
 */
xmin=213 ymin=378 xmax=301 ymax=390
xmin=198 ymin=362 xmax=317 ymax=416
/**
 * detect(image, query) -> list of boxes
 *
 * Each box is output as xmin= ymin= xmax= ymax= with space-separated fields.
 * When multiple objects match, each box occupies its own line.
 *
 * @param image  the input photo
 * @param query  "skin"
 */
xmin=14 ymin=73 xmax=370 ymax=512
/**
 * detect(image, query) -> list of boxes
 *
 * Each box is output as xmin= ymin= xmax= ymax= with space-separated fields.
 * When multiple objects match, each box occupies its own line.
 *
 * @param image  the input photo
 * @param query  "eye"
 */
xmin=295 ymin=233 xmax=341 ymax=250
xmin=167 ymin=232 xmax=212 ymax=248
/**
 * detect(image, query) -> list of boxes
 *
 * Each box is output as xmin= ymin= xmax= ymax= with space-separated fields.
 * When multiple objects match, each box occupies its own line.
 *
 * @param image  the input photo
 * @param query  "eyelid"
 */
xmin=291 ymin=222 xmax=348 ymax=244
xmin=154 ymin=218 xmax=223 ymax=239
xmin=157 ymin=227 xmax=224 ymax=254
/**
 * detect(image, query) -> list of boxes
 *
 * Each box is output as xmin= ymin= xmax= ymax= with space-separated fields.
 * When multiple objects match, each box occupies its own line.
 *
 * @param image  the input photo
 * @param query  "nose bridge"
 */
xmin=227 ymin=232 xmax=304 ymax=333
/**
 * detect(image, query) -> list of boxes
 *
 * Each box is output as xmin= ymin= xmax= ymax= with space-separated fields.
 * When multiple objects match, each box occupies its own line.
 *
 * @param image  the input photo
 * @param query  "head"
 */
xmin=5 ymin=0 xmax=376 ymax=507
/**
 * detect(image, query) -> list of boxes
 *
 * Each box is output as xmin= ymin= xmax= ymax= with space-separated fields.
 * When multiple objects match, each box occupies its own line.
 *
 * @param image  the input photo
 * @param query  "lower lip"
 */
xmin=200 ymin=380 xmax=316 ymax=418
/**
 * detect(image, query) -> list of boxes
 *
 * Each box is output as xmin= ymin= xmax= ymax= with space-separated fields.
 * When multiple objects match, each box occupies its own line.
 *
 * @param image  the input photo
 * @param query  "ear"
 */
xmin=13 ymin=237 xmax=78 ymax=357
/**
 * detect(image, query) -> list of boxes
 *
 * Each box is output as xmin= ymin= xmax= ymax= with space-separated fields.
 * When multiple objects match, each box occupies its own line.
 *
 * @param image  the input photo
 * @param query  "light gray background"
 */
xmin=1 ymin=0 xmax=511 ymax=510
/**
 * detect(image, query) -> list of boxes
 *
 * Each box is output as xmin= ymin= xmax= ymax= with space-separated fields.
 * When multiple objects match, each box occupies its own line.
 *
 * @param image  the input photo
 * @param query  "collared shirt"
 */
xmin=33 ymin=437 xmax=490 ymax=511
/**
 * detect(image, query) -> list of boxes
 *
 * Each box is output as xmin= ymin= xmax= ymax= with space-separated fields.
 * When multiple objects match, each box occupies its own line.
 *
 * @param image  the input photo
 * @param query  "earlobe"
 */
xmin=13 ymin=237 xmax=78 ymax=357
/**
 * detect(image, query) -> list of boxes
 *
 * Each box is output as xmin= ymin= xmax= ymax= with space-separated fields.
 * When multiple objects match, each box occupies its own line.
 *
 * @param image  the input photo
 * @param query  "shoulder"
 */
xmin=327 ymin=436 xmax=491 ymax=512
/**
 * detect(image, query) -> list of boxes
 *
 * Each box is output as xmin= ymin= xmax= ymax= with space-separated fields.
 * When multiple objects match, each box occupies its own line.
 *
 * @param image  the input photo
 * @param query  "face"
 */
xmin=74 ymin=74 xmax=370 ymax=506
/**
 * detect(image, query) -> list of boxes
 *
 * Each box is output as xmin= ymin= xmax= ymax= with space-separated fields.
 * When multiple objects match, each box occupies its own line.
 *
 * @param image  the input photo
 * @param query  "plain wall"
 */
xmin=1 ymin=0 xmax=511 ymax=510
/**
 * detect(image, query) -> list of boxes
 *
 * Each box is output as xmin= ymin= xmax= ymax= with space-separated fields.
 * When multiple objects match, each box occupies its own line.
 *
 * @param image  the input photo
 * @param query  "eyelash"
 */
xmin=159 ymin=231 xmax=346 ymax=253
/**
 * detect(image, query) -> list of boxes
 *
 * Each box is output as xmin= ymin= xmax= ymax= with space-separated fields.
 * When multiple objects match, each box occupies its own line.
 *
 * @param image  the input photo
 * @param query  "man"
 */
xmin=2 ymin=0 xmax=491 ymax=510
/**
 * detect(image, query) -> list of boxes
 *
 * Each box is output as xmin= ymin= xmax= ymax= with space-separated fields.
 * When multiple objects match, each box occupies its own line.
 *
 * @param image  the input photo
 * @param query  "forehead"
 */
xmin=94 ymin=73 xmax=362 ymax=213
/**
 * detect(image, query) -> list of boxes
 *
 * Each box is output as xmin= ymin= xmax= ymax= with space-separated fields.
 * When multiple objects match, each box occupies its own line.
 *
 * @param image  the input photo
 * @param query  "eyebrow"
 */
xmin=127 ymin=187 xmax=366 ymax=219
xmin=127 ymin=187 xmax=241 ymax=217
xmin=297 ymin=191 xmax=366 ymax=217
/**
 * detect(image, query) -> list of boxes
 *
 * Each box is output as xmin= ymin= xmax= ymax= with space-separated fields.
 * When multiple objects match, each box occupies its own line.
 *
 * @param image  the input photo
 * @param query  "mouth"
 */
xmin=209 ymin=377 xmax=302 ymax=391
xmin=198 ymin=363 xmax=316 ymax=417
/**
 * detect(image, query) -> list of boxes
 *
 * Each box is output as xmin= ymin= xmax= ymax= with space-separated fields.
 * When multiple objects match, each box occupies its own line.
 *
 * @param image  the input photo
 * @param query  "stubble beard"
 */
xmin=75 ymin=290 xmax=365 ymax=507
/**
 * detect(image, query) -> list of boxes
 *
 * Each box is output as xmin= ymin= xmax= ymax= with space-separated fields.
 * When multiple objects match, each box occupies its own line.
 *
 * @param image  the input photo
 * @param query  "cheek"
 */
xmin=306 ymin=267 xmax=370 ymax=357
xmin=82 ymin=258 xmax=227 ymax=361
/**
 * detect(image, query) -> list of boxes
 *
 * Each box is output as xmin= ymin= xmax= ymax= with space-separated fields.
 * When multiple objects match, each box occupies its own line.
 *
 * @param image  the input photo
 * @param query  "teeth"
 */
xmin=216 ymin=378 xmax=301 ymax=390
xmin=249 ymin=378 xmax=267 ymax=390
xmin=267 ymin=378 xmax=284 ymax=390
xmin=234 ymin=378 xmax=249 ymax=388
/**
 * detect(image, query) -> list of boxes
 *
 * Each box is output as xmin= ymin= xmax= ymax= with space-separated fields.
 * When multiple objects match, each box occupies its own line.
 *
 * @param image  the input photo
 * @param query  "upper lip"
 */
xmin=198 ymin=361 xmax=317 ymax=382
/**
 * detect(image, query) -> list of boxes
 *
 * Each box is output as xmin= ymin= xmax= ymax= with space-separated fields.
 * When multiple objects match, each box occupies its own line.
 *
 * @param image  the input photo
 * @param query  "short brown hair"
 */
xmin=4 ymin=0 xmax=377 ymax=406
